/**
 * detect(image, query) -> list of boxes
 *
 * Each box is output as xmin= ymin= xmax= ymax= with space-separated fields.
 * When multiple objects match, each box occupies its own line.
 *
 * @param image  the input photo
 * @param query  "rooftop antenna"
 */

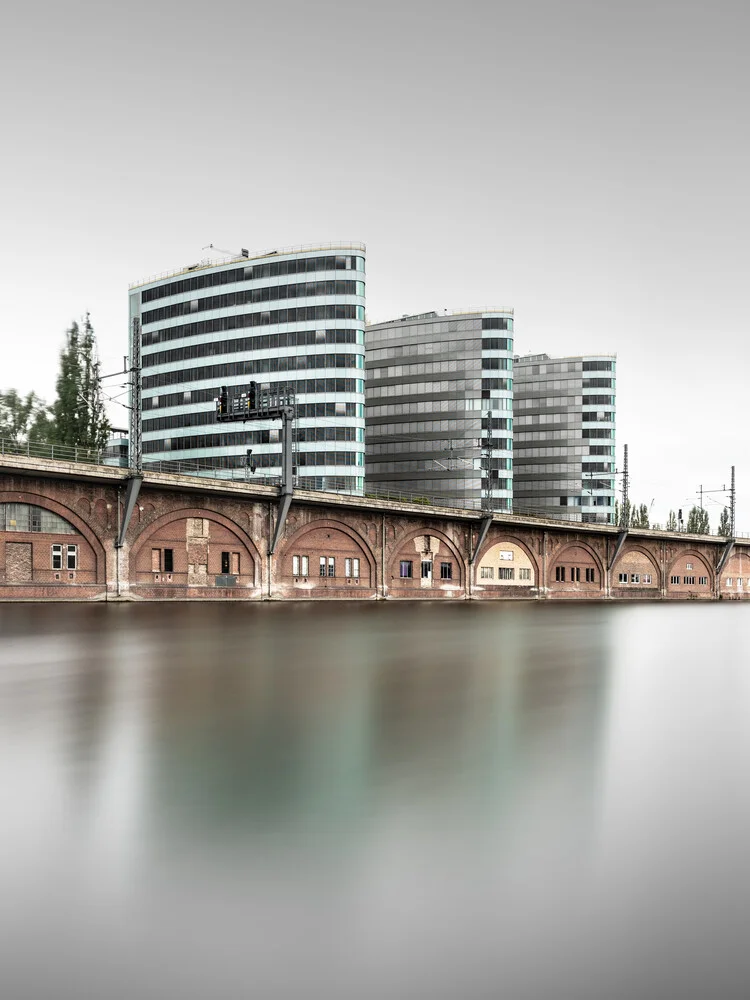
xmin=202 ymin=243 xmax=249 ymax=258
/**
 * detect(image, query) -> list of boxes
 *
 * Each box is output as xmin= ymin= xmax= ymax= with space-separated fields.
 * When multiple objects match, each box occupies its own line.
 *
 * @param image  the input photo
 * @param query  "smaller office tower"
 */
xmin=513 ymin=353 xmax=616 ymax=522
xmin=366 ymin=311 xmax=514 ymax=509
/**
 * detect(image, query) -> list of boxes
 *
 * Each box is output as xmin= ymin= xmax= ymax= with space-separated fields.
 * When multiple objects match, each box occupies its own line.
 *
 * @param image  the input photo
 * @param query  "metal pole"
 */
xmin=130 ymin=316 xmax=142 ymax=474
xmin=731 ymin=465 xmax=736 ymax=537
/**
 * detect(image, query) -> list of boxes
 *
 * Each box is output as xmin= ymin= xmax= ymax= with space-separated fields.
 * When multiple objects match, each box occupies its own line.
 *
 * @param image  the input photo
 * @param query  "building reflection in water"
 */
xmin=9 ymin=600 xmax=714 ymax=1000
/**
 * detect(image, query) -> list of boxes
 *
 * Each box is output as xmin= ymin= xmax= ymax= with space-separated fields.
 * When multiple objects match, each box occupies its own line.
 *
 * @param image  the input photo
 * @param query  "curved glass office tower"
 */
xmin=365 ymin=311 xmax=514 ymax=509
xmin=129 ymin=243 xmax=366 ymax=491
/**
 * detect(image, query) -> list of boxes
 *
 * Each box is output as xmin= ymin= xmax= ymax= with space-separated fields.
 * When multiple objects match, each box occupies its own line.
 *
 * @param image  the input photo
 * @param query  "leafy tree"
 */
xmin=686 ymin=506 xmax=710 ymax=534
xmin=718 ymin=506 xmax=732 ymax=537
xmin=667 ymin=509 xmax=678 ymax=531
xmin=0 ymin=389 xmax=55 ymax=444
xmin=52 ymin=314 xmax=110 ymax=450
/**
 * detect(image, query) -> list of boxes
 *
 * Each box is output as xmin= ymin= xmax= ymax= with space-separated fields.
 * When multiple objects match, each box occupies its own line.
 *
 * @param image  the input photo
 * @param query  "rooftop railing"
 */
xmin=129 ymin=242 xmax=367 ymax=289
xmin=0 ymin=437 xmax=745 ymax=536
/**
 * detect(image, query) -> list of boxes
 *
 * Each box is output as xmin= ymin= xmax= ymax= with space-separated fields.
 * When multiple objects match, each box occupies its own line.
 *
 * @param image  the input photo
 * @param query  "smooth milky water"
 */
xmin=1 ymin=602 xmax=749 ymax=999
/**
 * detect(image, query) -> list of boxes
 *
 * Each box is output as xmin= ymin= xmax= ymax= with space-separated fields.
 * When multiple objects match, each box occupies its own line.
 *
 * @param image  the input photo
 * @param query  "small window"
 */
xmin=328 ymin=557 xmax=335 ymax=578
xmin=643 ymin=574 xmax=652 ymax=584
xmin=738 ymin=578 xmax=743 ymax=587
xmin=686 ymin=562 xmax=693 ymax=570
xmin=293 ymin=555 xmax=300 ymax=576
xmin=498 ymin=567 xmax=515 ymax=581
xmin=585 ymin=567 xmax=596 ymax=583
xmin=698 ymin=576 xmax=708 ymax=585
xmin=684 ymin=575 xmax=696 ymax=585
xmin=231 ymin=552 xmax=240 ymax=575
xmin=480 ymin=566 xmax=494 ymax=579
xmin=163 ymin=549 xmax=173 ymax=573
xmin=421 ymin=560 xmax=432 ymax=579
xmin=52 ymin=544 xmax=63 ymax=570
xmin=440 ymin=562 xmax=452 ymax=580
xmin=66 ymin=545 xmax=78 ymax=571
xmin=221 ymin=551 xmax=230 ymax=575
xmin=152 ymin=548 xmax=161 ymax=572
xmin=571 ymin=567 xmax=581 ymax=582
xmin=352 ymin=557 xmax=360 ymax=579
xmin=618 ymin=572 xmax=628 ymax=583
xmin=631 ymin=573 xmax=640 ymax=584
xmin=320 ymin=557 xmax=327 ymax=577
xmin=670 ymin=575 xmax=680 ymax=585
xmin=555 ymin=566 xmax=566 ymax=582
xmin=301 ymin=555 xmax=309 ymax=576
xmin=400 ymin=560 xmax=413 ymax=579
xmin=519 ymin=567 xmax=531 ymax=581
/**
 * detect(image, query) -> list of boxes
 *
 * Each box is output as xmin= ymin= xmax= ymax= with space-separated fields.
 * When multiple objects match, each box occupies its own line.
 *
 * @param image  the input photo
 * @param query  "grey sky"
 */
xmin=2 ymin=0 xmax=748 ymax=527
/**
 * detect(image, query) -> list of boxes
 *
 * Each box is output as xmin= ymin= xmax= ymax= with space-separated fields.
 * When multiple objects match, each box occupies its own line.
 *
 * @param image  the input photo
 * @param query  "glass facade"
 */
xmin=365 ymin=312 xmax=514 ymax=509
xmin=512 ymin=353 xmax=617 ymax=523
xmin=129 ymin=245 xmax=366 ymax=491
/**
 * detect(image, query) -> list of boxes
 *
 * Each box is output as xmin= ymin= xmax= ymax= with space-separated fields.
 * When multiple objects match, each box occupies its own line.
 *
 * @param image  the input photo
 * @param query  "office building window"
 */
xmin=480 ymin=566 xmax=494 ymax=579
xmin=400 ymin=560 xmax=413 ymax=579
xmin=498 ymin=567 xmax=515 ymax=581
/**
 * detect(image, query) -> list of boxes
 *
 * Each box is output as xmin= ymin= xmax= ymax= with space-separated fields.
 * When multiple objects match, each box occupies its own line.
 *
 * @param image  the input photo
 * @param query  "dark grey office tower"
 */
xmin=365 ymin=311 xmax=514 ymax=508
xmin=513 ymin=353 xmax=616 ymax=522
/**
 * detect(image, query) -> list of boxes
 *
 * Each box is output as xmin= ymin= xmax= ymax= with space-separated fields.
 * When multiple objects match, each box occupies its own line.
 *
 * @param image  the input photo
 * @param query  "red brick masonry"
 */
xmin=0 ymin=457 xmax=745 ymax=601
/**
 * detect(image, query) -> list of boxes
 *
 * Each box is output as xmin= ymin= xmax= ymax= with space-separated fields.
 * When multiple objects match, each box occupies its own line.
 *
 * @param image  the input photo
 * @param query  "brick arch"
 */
xmin=476 ymin=533 xmax=540 ymax=582
xmin=612 ymin=544 xmax=661 ymax=586
xmin=666 ymin=549 xmax=713 ymax=585
xmin=0 ymin=490 xmax=106 ymax=582
xmin=129 ymin=507 xmax=262 ymax=580
xmin=387 ymin=526 xmax=465 ymax=585
xmin=550 ymin=540 xmax=605 ymax=583
xmin=279 ymin=518 xmax=377 ymax=580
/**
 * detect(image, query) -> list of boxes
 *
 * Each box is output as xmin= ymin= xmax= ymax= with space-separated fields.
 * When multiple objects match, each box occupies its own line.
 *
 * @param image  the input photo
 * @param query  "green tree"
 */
xmin=667 ymin=509 xmax=678 ymax=531
xmin=718 ymin=506 xmax=732 ymax=537
xmin=686 ymin=506 xmax=710 ymax=534
xmin=0 ymin=389 xmax=55 ymax=445
xmin=52 ymin=315 xmax=110 ymax=450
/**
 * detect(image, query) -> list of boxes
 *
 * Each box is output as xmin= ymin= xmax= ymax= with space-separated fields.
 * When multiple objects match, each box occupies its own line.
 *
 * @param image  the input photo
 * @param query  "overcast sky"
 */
xmin=1 ymin=0 xmax=748 ymax=527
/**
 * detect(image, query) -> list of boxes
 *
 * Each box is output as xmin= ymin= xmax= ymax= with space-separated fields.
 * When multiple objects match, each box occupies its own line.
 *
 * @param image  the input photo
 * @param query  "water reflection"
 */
xmin=0 ymin=603 xmax=749 ymax=998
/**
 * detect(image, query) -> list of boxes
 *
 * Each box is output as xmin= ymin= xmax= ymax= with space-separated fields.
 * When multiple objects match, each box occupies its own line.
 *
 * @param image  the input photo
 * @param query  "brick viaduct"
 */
xmin=1 ymin=454 xmax=747 ymax=602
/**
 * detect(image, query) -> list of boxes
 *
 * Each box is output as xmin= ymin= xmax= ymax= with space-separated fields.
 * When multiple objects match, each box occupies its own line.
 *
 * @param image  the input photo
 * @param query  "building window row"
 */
xmin=481 ymin=318 xmax=512 ymax=330
xmin=480 ymin=566 xmax=533 ymax=581
xmin=481 ymin=357 xmax=513 ymax=371
xmin=51 ymin=544 xmax=78 ymax=570
xmin=582 ymin=395 xmax=614 ymax=405
xmin=555 ymin=566 xmax=597 ymax=582
xmin=368 ymin=338 xmax=511 ymax=362
xmin=482 ymin=337 xmax=513 ymax=351
xmin=143 ymin=412 xmax=363 ymax=441
xmin=144 ymin=342 xmax=362 ymax=372
xmin=481 ymin=378 xmax=512 ymax=392
xmin=141 ymin=254 xmax=365 ymax=303
xmin=582 ymin=428 xmax=613 ymax=439
xmin=582 ymin=378 xmax=614 ymax=388
xmin=725 ymin=578 xmax=744 ymax=587
xmin=582 ymin=360 xmax=615 ymax=371
xmin=143 ymin=326 xmax=363 ymax=351
xmin=1 ymin=504 xmax=78 ymax=534
xmin=398 ymin=560 xmax=453 ymax=580
xmin=143 ymin=387 xmax=363 ymax=419
xmin=143 ymin=280 xmax=364 ymax=326
xmin=617 ymin=572 xmax=653 ymax=584
xmin=142 ymin=357 xmax=365 ymax=391
xmin=141 ymin=304 xmax=365 ymax=352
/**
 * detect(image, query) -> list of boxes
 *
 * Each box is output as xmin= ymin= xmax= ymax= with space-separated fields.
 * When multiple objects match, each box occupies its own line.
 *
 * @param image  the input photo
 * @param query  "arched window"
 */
xmin=0 ymin=504 xmax=78 ymax=534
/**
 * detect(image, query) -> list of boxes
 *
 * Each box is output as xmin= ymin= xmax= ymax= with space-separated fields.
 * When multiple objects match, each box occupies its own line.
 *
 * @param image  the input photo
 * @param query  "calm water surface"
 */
xmin=1 ymin=602 xmax=749 ymax=999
